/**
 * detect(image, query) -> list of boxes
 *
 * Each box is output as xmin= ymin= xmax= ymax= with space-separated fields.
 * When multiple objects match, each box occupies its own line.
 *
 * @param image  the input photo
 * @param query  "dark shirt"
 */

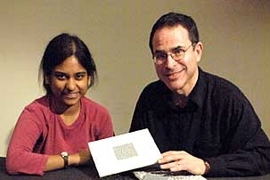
xmin=129 ymin=68 xmax=270 ymax=177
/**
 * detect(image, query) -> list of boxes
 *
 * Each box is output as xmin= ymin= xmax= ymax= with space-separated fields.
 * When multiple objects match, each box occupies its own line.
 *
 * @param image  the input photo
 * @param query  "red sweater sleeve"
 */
xmin=6 ymin=106 xmax=49 ymax=175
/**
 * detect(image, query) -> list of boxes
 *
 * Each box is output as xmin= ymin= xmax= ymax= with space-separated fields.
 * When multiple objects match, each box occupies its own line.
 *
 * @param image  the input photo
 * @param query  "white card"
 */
xmin=88 ymin=129 xmax=162 ymax=177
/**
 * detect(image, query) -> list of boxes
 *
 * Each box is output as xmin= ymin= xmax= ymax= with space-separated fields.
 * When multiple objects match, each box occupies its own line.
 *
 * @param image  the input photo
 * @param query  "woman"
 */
xmin=6 ymin=33 xmax=114 ymax=175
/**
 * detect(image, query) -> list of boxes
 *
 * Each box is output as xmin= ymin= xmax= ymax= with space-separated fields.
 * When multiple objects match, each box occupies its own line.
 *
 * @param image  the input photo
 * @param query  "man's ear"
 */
xmin=195 ymin=42 xmax=203 ymax=63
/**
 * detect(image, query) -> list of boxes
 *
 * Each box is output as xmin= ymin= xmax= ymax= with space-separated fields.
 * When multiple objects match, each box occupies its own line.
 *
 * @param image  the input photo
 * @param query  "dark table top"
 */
xmin=1 ymin=157 xmax=270 ymax=180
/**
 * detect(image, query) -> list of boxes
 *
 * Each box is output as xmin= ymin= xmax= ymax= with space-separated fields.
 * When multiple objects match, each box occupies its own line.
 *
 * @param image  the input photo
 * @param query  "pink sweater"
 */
xmin=6 ymin=96 xmax=114 ymax=175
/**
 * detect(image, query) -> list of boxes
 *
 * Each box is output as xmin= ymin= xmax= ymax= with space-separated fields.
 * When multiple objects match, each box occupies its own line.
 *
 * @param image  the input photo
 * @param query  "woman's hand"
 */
xmin=158 ymin=151 xmax=207 ymax=175
xmin=69 ymin=149 xmax=91 ymax=166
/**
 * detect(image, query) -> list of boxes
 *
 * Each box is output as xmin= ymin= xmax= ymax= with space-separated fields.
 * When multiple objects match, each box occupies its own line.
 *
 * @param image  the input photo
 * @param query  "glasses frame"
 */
xmin=153 ymin=43 xmax=194 ymax=65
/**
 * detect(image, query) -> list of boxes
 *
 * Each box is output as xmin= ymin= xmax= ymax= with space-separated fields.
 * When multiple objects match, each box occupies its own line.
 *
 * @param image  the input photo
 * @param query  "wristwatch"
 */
xmin=60 ymin=151 xmax=69 ymax=168
xmin=204 ymin=160 xmax=211 ymax=174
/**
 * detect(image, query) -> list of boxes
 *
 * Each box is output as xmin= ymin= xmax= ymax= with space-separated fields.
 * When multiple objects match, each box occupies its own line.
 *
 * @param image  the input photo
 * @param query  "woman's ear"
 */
xmin=88 ymin=77 xmax=91 ymax=87
xmin=45 ymin=76 xmax=50 ymax=84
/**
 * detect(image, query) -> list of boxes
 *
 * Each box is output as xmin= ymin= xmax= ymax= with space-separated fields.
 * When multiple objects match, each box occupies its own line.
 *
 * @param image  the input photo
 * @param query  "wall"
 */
xmin=0 ymin=0 xmax=269 ymax=157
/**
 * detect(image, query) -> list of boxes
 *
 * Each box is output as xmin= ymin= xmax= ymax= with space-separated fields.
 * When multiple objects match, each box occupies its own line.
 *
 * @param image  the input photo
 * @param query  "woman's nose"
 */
xmin=66 ymin=79 xmax=76 ymax=90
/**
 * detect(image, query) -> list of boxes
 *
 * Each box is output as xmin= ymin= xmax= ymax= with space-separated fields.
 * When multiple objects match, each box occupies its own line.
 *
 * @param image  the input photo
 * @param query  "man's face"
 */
xmin=152 ymin=25 xmax=203 ymax=96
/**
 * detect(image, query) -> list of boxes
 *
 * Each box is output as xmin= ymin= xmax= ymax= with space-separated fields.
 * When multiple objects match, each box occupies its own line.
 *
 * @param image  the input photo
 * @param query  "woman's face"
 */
xmin=47 ymin=55 xmax=90 ymax=108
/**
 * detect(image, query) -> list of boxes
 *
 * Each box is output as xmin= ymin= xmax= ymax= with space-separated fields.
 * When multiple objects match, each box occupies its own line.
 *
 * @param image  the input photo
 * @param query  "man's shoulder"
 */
xmin=200 ymin=70 xmax=241 ymax=92
xmin=143 ymin=80 xmax=168 ymax=93
xmin=200 ymin=69 xmax=246 ymax=101
xmin=136 ymin=80 xmax=171 ymax=107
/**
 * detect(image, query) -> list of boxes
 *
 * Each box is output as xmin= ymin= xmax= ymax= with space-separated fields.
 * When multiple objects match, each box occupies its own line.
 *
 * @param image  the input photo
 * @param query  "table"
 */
xmin=1 ymin=157 xmax=269 ymax=180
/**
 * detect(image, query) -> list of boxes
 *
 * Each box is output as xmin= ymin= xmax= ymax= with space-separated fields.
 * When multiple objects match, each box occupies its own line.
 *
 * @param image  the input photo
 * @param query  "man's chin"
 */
xmin=165 ymin=82 xmax=183 ymax=91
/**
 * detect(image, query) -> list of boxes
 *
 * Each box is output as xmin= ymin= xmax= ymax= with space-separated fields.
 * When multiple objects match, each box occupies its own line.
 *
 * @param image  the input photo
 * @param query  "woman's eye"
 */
xmin=56 ymin=75 xmax=66 ymax=80
xmin=76 ymin=75 xmax=83 ymax=80
xmin=75 ymin=74 xmax=85 ymax=80
xmin=54 ymin=73 xmax=67 ymax=80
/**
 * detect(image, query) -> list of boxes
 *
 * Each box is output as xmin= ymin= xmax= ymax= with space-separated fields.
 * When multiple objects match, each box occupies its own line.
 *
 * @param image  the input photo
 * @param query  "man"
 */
xmin=129 ymin=12 xmax=270 ymax=177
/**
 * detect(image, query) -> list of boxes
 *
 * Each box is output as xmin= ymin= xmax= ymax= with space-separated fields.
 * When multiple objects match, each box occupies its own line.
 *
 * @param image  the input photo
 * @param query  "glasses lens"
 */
xmin=154 ymin=53 xmax=166 ymax=64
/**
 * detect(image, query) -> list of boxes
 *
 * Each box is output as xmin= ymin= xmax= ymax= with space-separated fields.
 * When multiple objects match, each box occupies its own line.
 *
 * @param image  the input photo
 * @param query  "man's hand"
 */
xmin=158 ymin=151 xmax=207 ymax=175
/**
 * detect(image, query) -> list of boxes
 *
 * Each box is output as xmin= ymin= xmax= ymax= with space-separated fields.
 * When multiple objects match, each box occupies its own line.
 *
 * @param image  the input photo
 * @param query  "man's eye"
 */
xmin=174 ymin=49 xmax=184 ymax=56
xmin=156 ymin=53 xmax=167 ymax=59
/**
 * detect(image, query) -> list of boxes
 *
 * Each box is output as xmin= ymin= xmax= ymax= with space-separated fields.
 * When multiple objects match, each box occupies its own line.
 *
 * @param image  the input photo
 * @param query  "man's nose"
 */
xmin=164 ymin=53 xmax=177 ymax=68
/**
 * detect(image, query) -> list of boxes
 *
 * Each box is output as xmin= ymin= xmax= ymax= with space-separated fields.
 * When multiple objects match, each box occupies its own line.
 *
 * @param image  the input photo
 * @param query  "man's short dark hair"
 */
xmin=149 ymin=12 xmax=200 ymax=54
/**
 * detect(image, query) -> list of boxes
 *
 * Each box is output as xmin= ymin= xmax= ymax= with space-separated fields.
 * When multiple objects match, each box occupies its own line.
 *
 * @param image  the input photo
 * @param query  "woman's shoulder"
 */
xmin=81 ymin=96 xmax=109 ymax=114
xmin=23 ymin=96 xmax=49 ymax=112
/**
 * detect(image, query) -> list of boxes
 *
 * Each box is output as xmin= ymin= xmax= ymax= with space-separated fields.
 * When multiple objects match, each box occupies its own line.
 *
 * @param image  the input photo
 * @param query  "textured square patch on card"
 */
xmin=113 ymin=143 xmax=138 ymax=160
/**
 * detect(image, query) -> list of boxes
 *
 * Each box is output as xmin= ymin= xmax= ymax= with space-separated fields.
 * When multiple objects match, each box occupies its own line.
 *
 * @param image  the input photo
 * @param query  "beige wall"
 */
xmin=0 ymin=0 xmax=269 ymax=156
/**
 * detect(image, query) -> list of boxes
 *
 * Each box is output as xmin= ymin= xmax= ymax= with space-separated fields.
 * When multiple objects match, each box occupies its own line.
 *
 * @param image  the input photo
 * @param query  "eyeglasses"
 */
xmin=153 ymin=43 xmax=194 ymax=65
